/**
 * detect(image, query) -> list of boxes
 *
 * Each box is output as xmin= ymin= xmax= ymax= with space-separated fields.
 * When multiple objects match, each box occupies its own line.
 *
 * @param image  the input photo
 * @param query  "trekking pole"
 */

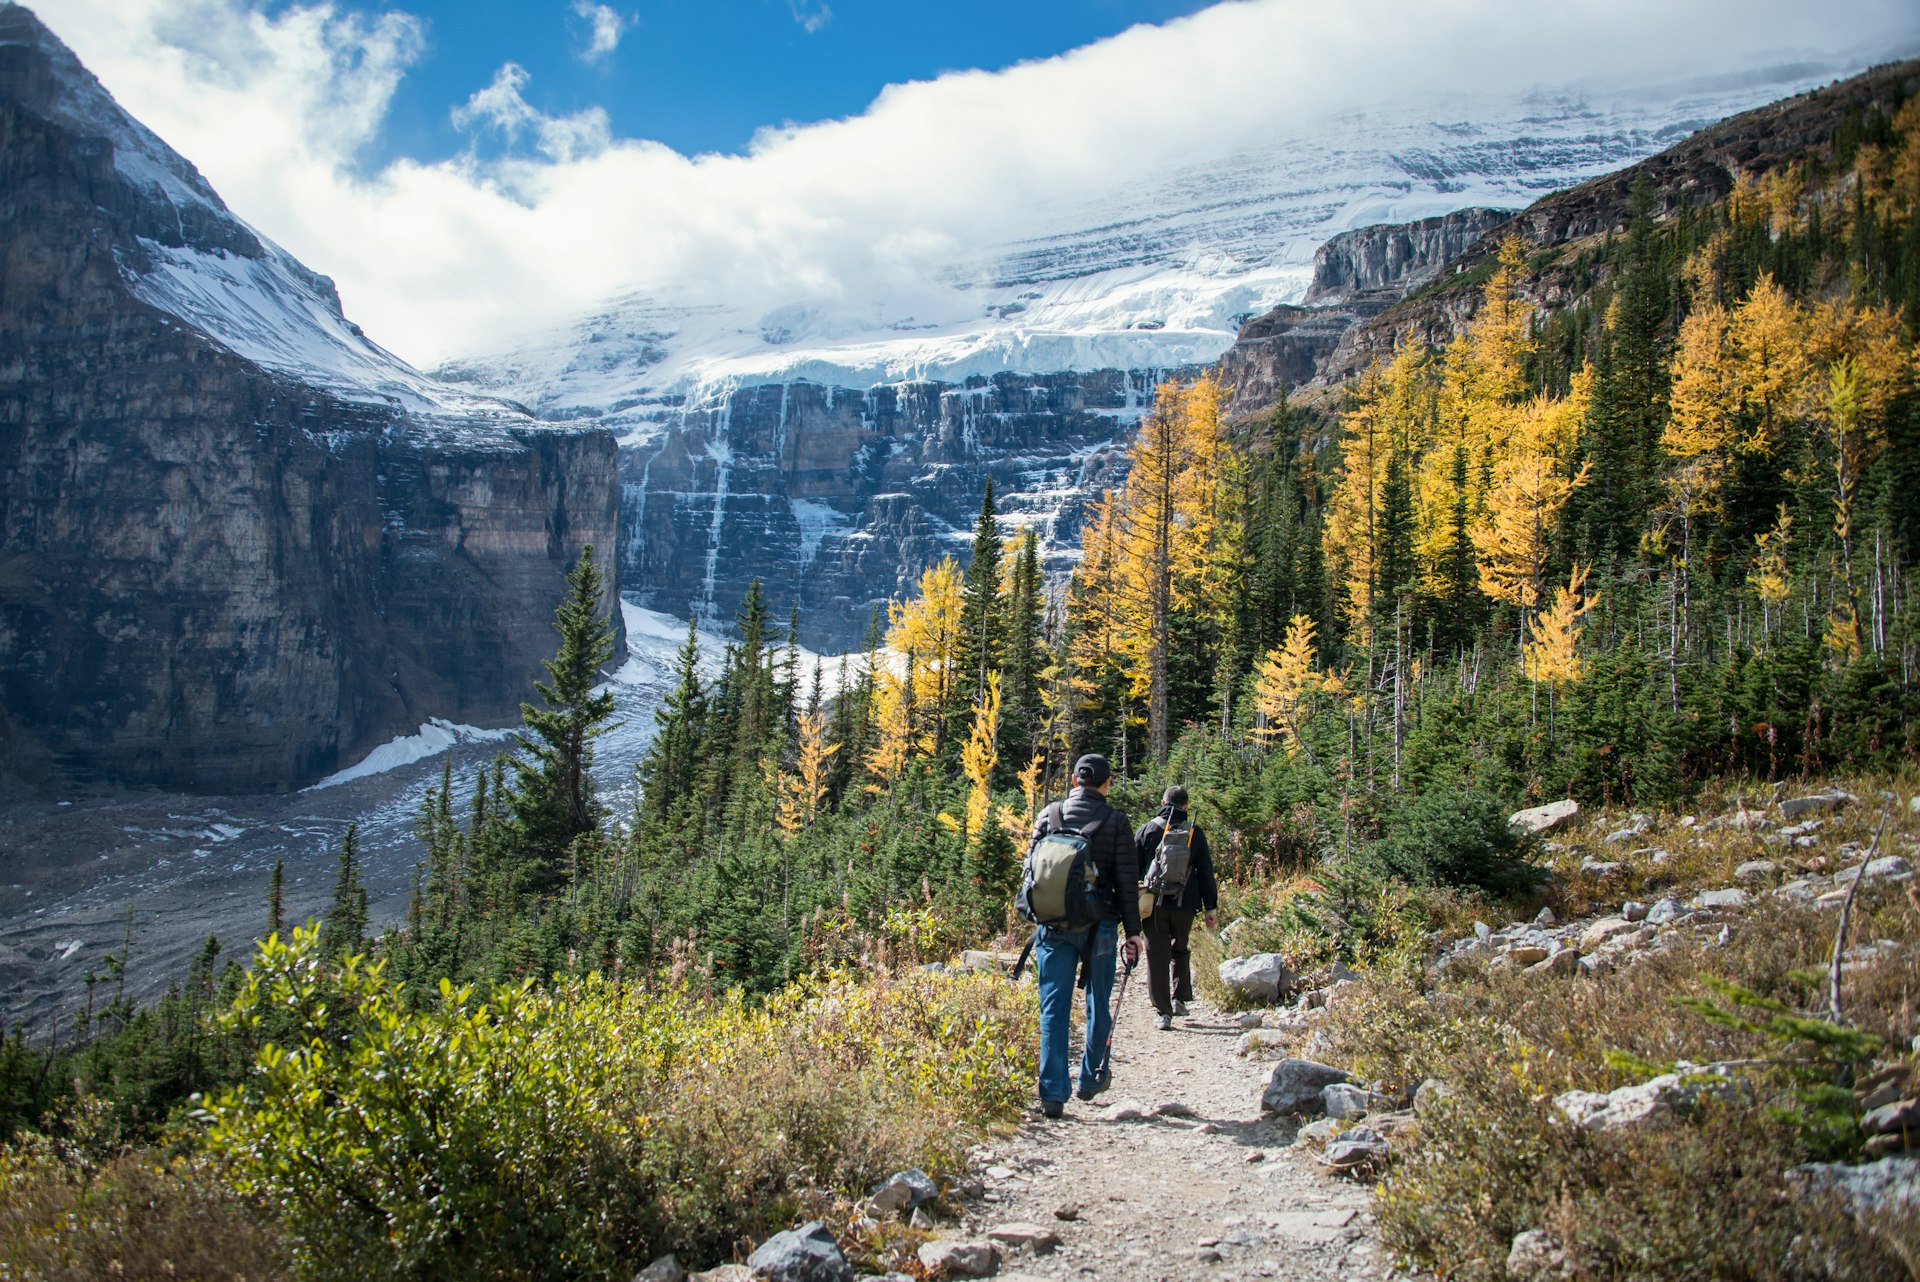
xmin=1093 ymin=954 xmax=1137 ymax=1084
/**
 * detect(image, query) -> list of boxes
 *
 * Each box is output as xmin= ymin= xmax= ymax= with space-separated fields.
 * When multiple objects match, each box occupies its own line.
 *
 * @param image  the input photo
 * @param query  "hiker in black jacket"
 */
xmin=1028 ymin=753 xmax=1141 ymax=1117
xmin=1135 ymin=785 xmax=1217 ymax=1030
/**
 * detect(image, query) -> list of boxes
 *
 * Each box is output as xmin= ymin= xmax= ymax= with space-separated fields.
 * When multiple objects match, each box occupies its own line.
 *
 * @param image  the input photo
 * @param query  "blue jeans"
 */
xmin=1033 ymin=920 xmax=1118 ymax=1103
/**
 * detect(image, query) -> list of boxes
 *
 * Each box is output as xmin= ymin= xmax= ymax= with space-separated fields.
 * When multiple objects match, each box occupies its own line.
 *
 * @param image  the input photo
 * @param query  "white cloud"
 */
xmin=786 ymin=1 xmax=831 ymax=35
xmin=451 ymin=62 xmax=611 ymax=161
xmin=572 ymin=0 xmax=632 ymax=63
xmin=23 ymin=0 xmax=1920 ymax=368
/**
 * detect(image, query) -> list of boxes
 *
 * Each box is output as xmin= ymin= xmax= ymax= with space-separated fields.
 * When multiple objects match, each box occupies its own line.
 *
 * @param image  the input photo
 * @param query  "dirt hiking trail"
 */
xmin=952 ymin=983 xmax=1395 ymax=1282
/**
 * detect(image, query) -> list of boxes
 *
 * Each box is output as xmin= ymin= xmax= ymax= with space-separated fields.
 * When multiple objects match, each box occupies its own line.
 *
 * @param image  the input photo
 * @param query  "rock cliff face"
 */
xmin=1216 ymin=207 xmax=1511 ymax=420
xmin=0 ymin=6 xmax=620 ymax=793
xmin=621 ymin=369 xmax=1153 ymax=650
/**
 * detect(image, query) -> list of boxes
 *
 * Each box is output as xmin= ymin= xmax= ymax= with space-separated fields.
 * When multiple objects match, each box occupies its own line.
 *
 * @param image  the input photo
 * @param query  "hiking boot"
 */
xmin=1171 ymin=1000 xmax=1189 ymax=1016
xmin=1156 ymin=1012 xmax=1174 ymax=1031
xmin=1075 ymin=1073 xmax=1110 ymax=1102
xmin=1042 ymin=1100 xmax=1064 ymax=1119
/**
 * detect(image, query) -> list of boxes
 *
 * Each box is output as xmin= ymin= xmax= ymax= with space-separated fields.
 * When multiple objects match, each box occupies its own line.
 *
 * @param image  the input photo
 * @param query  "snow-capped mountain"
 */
xmin=431 ymin=57 xmax=1878 ymax=649
xmin=0 ymin=2 xmax=619 ymax=793
xmin=440 ymin=62 xmax=1868 ymax=419
xmin=2 ymin=0 xmax=526 ymax=427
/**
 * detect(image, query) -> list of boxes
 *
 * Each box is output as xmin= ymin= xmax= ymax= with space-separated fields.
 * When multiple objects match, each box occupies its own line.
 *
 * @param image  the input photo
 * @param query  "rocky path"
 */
xmin=947 ymin=983 xmax=1392 ymax=1282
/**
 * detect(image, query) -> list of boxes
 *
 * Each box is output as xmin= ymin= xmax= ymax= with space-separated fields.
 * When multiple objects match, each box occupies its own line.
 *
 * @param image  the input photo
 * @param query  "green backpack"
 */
xmin=1015 ymin=804 xmax=1104 ymax=930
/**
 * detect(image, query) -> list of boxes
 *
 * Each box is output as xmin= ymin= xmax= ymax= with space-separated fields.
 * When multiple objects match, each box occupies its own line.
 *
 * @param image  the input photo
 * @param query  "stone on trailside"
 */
xmin=1529 ymin=947 xmax=1580 ymax=978
xmin=1322 ymin=1082 xmax=1371 ymax=1120
xmin=917 ymin=1238 xmax=998 ymax=1278
xmin=985 ymin=1223 xmax=1062 ymax=1255
xmin=1646 ymin=897 xmax=1688 ymax=925
xmin=1580 ymin=918 xmax=1637 ymax=948
xmin=1553 ymin=1072 xmax=1745 ymax=1132
xmin=1102 ymin=1098 xmax=1151 ymax=1122
xmin=869 ymin=1169 xmax=938 ymax=1217
xmin=1510 ymin=799 xmax=1579 ymax=835
xmin=1506 ymin=1229 xmax=1571 ymax=1281
xmin=1505 ymin=945 xmax=1551 ymax=967
xmin=1695 ymin=888 xmax=1750 ymax=910
xmin=1779 ymin=792 xmax=1855 ymax=820
xmin=1218 ymin=953 xmax=1296 ymax=1000
xmin=691 ymin=1268 xmax=757 ymax=1282
xmin=1735 ymin=859 xmax=1778 ymax=883
xmin=1261 ymin=1058 xmax=1354 ymax=1116
xmin=746 ymin=1221 xmax=853 ymax=1282
xmin=633 ymin=1255 xmax=688 ymax=1282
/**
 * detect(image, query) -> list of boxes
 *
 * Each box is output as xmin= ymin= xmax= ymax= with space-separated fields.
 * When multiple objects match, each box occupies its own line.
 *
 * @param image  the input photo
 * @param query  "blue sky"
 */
xmin=307 ymin=0 xmax=1217 ymax=163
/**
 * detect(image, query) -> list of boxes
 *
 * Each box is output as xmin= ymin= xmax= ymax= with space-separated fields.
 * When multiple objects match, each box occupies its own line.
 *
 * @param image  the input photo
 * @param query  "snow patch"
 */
xmin=305 ymin=719 xmax=518 ymax=792
xmin=790 ymin=499 xmax=851 ymax=566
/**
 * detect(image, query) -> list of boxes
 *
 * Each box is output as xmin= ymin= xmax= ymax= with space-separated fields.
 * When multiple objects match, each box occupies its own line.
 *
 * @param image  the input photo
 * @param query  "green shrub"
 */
xmin=194 ymin=925 xmax=1034 ymax=1281
xmin=1355 ymin=788 xmax=1544 ymax=896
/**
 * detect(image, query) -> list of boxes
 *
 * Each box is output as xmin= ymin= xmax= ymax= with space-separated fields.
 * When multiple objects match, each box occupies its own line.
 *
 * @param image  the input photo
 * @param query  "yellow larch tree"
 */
xmin=1322 ymin=360 xmax=1398 ymax=643
xmin=1251 ymin=614 xmax=1343 ymax=758
xmin=863 ymin=665 xmax=913 ymax=795
xmin=1076 ymin=372 xmax=1246 ymax=763
xmin=774 ymin=709 xmax=838 ymax=837
xmin=1748 ymin=502 xmax=1793 ymax=643
xmin=955 ymin=671 xmax=1002 ymax=851
xmin=1729 ymin=273 xmax=1809 ymax=454
xmin=1473 ymin=372 xmax=1593 ymax=612
xmin=1522 ymin=564 xmax=1598 ymax=688
xmin=884 ymin=557 xmax=964 ymax=753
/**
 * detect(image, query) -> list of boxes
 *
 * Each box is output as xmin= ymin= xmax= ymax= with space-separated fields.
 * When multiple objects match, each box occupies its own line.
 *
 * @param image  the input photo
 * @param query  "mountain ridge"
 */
xmin=0 ymin=3 xmax=622 ymax=793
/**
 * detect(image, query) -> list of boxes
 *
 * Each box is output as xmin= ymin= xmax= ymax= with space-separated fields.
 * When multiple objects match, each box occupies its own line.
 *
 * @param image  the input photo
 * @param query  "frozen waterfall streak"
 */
xmin=697 ymin=385 xmax=737 ymax=625
xmin=623 ymin=444 xmax=661 ymax=594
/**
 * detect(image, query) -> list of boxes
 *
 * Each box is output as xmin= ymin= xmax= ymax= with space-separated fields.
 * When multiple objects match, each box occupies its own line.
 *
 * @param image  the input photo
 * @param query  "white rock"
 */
xmin=1580 ymin=918 xmax=1637 ymax=948
xmin=1695 ymin=888 xmax=1750 ymax=910
xmin=1646 ymin=897 xmax=1687 ymax=925
xmin=1322 ymin=1082 xmax=1372 ymax=1119
xmin=1553 ymin=1072 xmax=1743 ymax=1132
xmin=1218 ymin=953 xmax=1295 ymax=1000
xmin=1510 ymin=799 xmax=1580 ymax=835
xmin=985 ymin=1223 xmax=1060 ymax=1255
xmin=1413 ymin=1078 xmax=1458 ymax=1116
xmin=918 ymin=1239 xmax=998 ymax=1278
xmin=1507 ymin=1229 xmax=1570 ymax=1280
xmin=1780 ymin=792 xmax=1855 ymax=820
xmin=1621 ymin=901 xmax=1649 ymax=922
xmin=1734 ymin=859 xmax=1778 ymax=883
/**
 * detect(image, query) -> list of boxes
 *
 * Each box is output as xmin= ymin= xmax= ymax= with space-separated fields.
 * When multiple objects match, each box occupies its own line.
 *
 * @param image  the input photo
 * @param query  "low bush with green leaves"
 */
xmin=190 ymin=924 xmax=1035 ymax=1281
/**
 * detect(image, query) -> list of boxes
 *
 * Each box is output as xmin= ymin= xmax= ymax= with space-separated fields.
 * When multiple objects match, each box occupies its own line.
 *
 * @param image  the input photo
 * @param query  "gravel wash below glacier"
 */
xmin=947 ymin=986 xmax=1401 ymax=1282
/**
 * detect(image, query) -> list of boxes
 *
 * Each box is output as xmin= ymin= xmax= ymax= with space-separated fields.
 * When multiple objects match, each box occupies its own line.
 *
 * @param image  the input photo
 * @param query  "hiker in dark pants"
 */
xmin=1028 ymin=753 xmax=1141 ymax=1118
xmin=1135 ymin=785 xmax=1217 ymax=1030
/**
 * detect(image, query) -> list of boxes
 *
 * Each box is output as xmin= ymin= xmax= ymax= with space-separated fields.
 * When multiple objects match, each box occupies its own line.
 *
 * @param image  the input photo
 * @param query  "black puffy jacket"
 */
xmin=1029 ymin=786 xmax=1140 ymax=935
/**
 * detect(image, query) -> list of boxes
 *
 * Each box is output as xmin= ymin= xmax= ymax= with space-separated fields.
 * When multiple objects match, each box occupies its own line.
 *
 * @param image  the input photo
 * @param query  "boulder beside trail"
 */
xmin=1261 ymin=1059 xmax=1354 ymax=1116
xmin=1510 ymin=799 xmax=1580 ymax=835
xmin=869 ymin=1169 xmax=938 ymax=1217
xmin=634 ymin=1255 xmax=687 ymax=1282
xmin=746 ymin=1221 xmax=852 ymax=1282
xmin=1218 ymin=953 xmax=1296 ymax=1000
xmin=917 ymin=1239 xmax=998 ymax=1278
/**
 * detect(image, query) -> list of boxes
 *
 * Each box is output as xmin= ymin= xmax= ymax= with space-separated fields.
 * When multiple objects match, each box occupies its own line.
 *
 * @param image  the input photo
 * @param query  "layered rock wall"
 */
xmin=0 ymin=13 xmax=620 ymax=792
xmin=622 ymin=369 xmax=1153 ymax=650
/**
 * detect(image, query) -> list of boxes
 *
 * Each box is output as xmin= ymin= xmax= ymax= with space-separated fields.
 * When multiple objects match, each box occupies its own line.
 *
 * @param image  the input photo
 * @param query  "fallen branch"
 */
xmin=1829 ymin=803 xmax=1894 ymax=1025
